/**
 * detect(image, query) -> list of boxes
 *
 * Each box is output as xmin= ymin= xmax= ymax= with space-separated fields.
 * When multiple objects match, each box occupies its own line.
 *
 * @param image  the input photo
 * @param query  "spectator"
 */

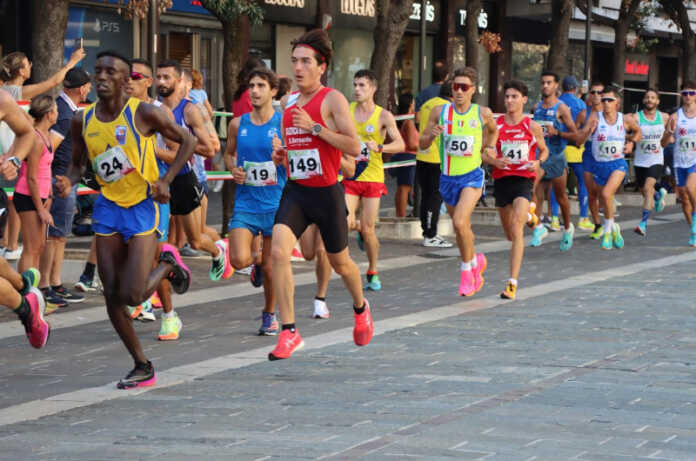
xmin=388 ymin=93 xmax=418 ymax=217
xmin=1 ymin=48 xmax=85 ymax=101
xmin=189 ymin=69 xmax=214 ymax=118
xmin=273 ymin=76 xmax=292 ymax=113
xmin=414 ymin=59 xmax=448 ymax=114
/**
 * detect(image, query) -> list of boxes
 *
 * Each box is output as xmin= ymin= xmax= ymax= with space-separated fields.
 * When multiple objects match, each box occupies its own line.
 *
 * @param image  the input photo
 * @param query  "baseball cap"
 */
xmin=63 ymin=68 xmax=91 ymax=89
xmin=562 ymin=76 xmax=579 ymax=91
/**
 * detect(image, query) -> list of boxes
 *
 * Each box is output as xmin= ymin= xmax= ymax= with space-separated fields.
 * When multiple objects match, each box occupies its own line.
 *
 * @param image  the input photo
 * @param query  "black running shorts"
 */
xmin=275 ymin=181 xmax=349 ymax=254
xmin=170 ymin=169 xmax=202 ymax=216
xmin=493 ymin=176 xmax=534 ymax=208
xmin=634 ymin=165 xmax=663 ymax=188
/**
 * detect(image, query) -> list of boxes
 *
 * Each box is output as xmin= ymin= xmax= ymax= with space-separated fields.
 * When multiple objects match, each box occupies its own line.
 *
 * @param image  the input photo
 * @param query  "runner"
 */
xmin=224 ymin=67 xmax=286 ymax=336
xmin=582 ymin=85 xmax=642 ymax=250
xmin=493 ymin=80 xmax=548 ymax=300
xmin=342 ymin=69 xmax=404 ymax=291
xmin=661 ymin=80 xmax=696 ymax=246
xmin=583 ymin=82 xmax=605 ymax=239
xmin=630 ymin=88 xmax=668 ymax=236
xmin=419 ymin=67 xmax=498 ymax=296
xmin=156 ymin=60 xmax=232 ymax=281
xmin=530 ymin=71 xmax=579 ymax=251
xmin=55 ymin=51 xmax=195 ymax=388
xmin=268 ymin=29 xmax=373 ymax=360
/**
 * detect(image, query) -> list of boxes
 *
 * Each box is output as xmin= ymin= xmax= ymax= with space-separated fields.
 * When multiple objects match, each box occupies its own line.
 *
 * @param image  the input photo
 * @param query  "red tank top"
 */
xmin=282 ymin=87 xmax=341 ymax=187
xmin=493 ymin=115 xmax=538 ymax=180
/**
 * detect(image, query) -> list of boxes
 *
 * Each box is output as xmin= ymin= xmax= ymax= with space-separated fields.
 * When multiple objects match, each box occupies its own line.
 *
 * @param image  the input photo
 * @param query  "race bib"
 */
xmin=92 ymin=146 xmax=135 ymax=184
xmin=678 ymin=136 xmax=696 ymax=155
xmin=243 ymin=160 xmax=277 ymax=186
xmin=445 ymin=135 xmax=474 ymax=157
xmin=288 ymin=149 xmax=322 ymax=181
xmin=598 ymin=140 xmax=623 ymax=160
xmin=356 ymin=142 xmax=370 ymax=162
xmin=639 ymin=140 xmax=660 ymax=154
xmin=500 ymin=141 xmax=530 ymax=165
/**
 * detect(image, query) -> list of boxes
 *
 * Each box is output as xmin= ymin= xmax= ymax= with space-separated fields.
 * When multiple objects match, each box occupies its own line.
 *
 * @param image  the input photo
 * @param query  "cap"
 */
xmin=562 ymin=76 xmax=579 ymax=91
xmin=63 ymin=68 xmax=91 ymax=89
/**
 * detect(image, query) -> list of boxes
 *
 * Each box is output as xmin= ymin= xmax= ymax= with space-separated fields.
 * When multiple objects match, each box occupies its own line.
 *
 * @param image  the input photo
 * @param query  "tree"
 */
xmin=612 ymin=0 xmax=646 ymax=89
xmin=660 ymin=0 xmax=696 ymax=82
xmin=464 ymin=0 xmax=482 ymax=68
xmin=369 ymin=0 xmax=415 ymax=108
xmin=547 ymin=0 xmax=573 ymax=75
xmin=30 ymin=0 xmax=70 ymax=93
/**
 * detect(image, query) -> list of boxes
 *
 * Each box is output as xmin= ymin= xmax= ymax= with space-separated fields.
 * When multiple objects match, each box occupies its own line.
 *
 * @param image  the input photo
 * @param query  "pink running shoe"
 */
xmin=473 ymin=253 xmax=487 ymax=293
xmin=159 ymin=243 xmax=191 ymax=294
xmin=23 ymin=287 xmax=50 ymax=349
xmin=459 ymin=269 xmax=476 ymax=297
xmin=221 ymin=238 xmax=235 ymax=279
xmin=268 ymin=328 xmax=305 ymax=360
xmin=353 ymin=298 xmax=373 ymax=346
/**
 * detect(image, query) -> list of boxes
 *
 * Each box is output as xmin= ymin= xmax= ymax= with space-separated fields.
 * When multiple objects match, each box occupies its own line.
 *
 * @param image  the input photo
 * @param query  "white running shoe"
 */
xmin=4 ymin=245 xmax=22 ymax=260
xmin=423 ymin=235 xmax=453 ymax=248
xmin=237 ymin=265 xmax=252 ymax=275
xmin=313 ymin=299 xmax=330 ymax=319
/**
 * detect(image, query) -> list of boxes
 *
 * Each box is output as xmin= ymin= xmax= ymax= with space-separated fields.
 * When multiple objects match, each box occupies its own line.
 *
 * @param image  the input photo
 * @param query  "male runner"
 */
xmin=582 ymin=82 xmax=605 ymax=239
xmin=56 ymin=51 xmax=195 ymax=388
xmin=582 ymin=86 xmax=641 ymax=250
xmin=661 ymin=80 xmax=696 ymax=246
xmin=493 ymin=80 xmax=548 ymax=299
xmin=630 ymin=88 xmax=668 ymax=236
xmin=224 ymin=67 xmax=286 ymax=336
xmin=419 ymin=67 xmax=498 ymax=296
xmin=156 ymin=60 xmax=232 ymax=281
xmin=343 ymin=69 xmax=404 ymax=291
xmin=269 ymin=29 xmax=373 ymax=360
xmin=530 ymin=71 xmax=579 ymax=251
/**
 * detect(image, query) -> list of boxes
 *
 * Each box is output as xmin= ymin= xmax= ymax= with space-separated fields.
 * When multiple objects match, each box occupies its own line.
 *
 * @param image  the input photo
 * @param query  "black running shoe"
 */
xmin=250 ymin=263 xmax=263 ymax=288
xmin=52 ymin=285 xmax=85 ymax=303
xmin=159 ymin=244 xmax=191 ymax=294
xmin=117 ymin=361 xmax=156 ymax=389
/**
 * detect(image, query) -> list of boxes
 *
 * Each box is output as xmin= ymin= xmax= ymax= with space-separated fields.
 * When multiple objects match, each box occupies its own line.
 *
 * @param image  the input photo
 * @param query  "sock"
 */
xmin=508 ymin=278 xmax=518 ymax=286
xmin=654 ymin=190 xmax=661 ymax=201
xmin=51 ymin=285 xmax=63 ymax=291
xmin=353 ymin=301 xmax=366 ymax=315
xmin=366 ymin=271 xmax=377 ymax=283
xmin=594 ymin=223 xmax=601 ymax=232
xmin=536 ymin=223 xmax=545 ymax=230
xmin=605 ymin=218 xmax=614 ymax=233
xmin=282 ymin=323 xmax=296 ymax=332
xmin=20 ymin=273 xmax=31 ymax=296
xmin=163 ymin=310 xmax=175 ymax=319
xmin=315 ymin=296 xmax=326 ymax=302
xmin=83 ymin=262 xmax=96 ymax=280
xmin=13 ymin=297 xmax=30 ymax=322
xmin=214 ymin=247 xmax=224 ymax=261
xmin=641 ymin=209 xmax=651 ymax=224
xmin=461 ymin=261 xmax=471 ymax=271
xmin=469 ymin=257 xmax=477 ymax=269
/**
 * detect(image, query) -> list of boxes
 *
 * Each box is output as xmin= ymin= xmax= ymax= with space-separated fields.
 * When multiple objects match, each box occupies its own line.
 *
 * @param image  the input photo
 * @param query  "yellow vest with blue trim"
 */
xmin=350 ymin=102 xmax=386 ymax=183
xmin=417 ymin=96 xmax=448 ymax=164
xmin=82 ymin=98 xmax=160 ymax=207
xmin=438 ymin=102 xmax=483 ymax=176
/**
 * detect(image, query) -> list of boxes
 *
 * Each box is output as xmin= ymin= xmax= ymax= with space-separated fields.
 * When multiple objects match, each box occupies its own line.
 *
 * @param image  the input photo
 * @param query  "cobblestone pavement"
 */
xmin=0 ymin=203 xmax=695 ymax=460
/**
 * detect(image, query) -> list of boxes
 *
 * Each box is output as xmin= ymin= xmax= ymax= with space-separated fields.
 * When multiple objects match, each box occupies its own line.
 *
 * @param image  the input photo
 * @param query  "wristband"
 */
xmin=7 ymin=156 xmax=20 ymax=169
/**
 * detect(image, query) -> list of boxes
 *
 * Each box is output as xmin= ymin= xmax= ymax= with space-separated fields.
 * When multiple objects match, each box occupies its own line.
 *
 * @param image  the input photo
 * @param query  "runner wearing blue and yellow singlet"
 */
xmin=419 ymin=67 xmax=498 ymax=297
xmin=55 ymin=51 xmax=196 ymax=390
xmin=342 ymin=70 xmax=404 ymax=291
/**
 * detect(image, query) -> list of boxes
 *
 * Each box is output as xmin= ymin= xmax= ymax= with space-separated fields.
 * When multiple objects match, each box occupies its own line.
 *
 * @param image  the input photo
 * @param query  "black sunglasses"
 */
xmin=590 ymin=90 xmax=603 ymax=95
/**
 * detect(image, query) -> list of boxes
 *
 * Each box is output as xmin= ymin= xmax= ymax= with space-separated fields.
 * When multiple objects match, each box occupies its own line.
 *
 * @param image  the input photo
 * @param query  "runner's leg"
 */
xmin=447 ymin=187 xmax=482 ymax=263
xmin=360 ymin=197 xmax=380 ymax=274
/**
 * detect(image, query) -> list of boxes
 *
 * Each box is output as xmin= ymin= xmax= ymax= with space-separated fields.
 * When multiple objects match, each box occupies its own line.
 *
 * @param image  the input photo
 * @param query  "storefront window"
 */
xmin=511 ymin=42 xmax=549 ymax=112
xmin=250 ymin=23 xmax=273 ymax=68
xmin=329 ymin=28 xmax=374 ymax=100
xmin=394 ymin=34 xmax=434 ymax=100
xmin=452 ymin=39 xmax=490 ymax=106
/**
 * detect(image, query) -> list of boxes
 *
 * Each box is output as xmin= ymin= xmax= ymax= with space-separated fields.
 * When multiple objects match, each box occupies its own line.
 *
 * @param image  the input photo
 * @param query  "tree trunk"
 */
xmin=547 ymin=0 xmax=572 ymax=75
xmin=464 ymin=0 xmax=482 ymax=68
xmin=370 ymin=0 xmax=415 ymax=108
xmin=221 ymin=15 xmax=249 ymax=112
xmin=659 ymin=0 xmax=696 ymax=83
xmin=30 ymin=0 xmax=70 ymax=93
xmin=683 ymin=35 xmax=696 ymax=82
xmin=612 ymin=0 xmax=643 ymax=92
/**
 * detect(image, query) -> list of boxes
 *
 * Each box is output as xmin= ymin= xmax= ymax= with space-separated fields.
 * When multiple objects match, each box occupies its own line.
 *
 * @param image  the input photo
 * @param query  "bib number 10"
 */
xmin=288 ymin=149 xmax=322 ymax=180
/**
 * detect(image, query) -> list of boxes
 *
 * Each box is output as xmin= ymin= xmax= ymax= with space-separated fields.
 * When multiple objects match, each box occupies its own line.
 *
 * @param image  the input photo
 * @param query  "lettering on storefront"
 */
xmin=340 ymin=0 xmax=375 ymax=17
xmin=410 ymin=2 xmax=435 ymax=22
xmin=625 ymin=58 xmax=649 ymax=76
xmin=265 ymin=0 xmax=305 ymax=7
xmin=458 ymin=9 xmax=488 ymax=29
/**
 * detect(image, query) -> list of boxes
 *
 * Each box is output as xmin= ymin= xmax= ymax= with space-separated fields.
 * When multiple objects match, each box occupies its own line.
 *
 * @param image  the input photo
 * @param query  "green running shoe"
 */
xmin=612 ymin=224 xmax=624 ymax=249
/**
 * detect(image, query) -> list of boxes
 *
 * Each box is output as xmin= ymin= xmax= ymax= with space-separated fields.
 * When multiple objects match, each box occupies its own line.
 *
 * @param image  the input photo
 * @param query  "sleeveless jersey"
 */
xmin=533 ymin=100 xmax=567 ymax=156
xmin=438 ymin=103 xmax=483 ymax=176
xmin=152 ymin=100 xmax=169 ymax=178
xmin=283 ymin=87 xmax=341 ymax=187
xmin=348 ymin=102 xmax=385 ymax=183
xmin=559 ymin=93 xmax=586 ymax=123
xmin=235 ymin=112 xmax=287 ymax=214
xmin=674 ymin=107 xmax=696 ymax=168
xmin=417 ymin=96 xmax=448 ymax=164
xmin=634 ymin=110 xmax=664 ymax=168
xmin=591 ymin=112 xmax=625 ymax=163
xmin=493 ymin=115 xmax=537 ymax=180
xmin=171 ymin=98 xmax=193 ymax=176
xmin=82 ymin=98 xmax=159 ymax=207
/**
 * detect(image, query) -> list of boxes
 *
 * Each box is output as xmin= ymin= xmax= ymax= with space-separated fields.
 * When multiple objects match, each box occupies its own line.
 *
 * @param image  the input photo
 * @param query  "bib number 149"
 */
xmin=288 ymin=149 xmax=322 ymax=180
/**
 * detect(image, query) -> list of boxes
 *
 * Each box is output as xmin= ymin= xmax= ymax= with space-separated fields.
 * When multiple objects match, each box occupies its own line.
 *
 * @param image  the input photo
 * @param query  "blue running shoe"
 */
xmin=560 ymin=223 xmax=574 ymax=252
xmin=357 ymin=232 xmax=365 ymax=251
xmin=530 ymin=226 xmax=548 ymax=247
xmin=655 ymin=187 xmax=667 ymax=213
xmin=259 ymin=312 xmax=279 ymax=336
xmin=612 ymin=224 xmax=624 ymax=249
xmin=366 ymin=273 xmax=381 ymax=291
xmin=690 ymin=233 xmax=696 ymax=247
xmin=635 ymin=221 xmax=646 ymax=236
xmin=601 ymin=232 xmax=612 ymax=250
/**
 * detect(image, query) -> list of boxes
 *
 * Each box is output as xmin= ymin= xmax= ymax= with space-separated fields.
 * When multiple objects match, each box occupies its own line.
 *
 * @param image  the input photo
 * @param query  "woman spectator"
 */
xmin=14 ymin=95 xmax=55 ymax=273
xmin=388 ymin=93 xmax=419 ymax=217
xmin=1 ymin=48 xmax=85 ymax=101
xmin=189 ymin=69 xmax=214 ymax=118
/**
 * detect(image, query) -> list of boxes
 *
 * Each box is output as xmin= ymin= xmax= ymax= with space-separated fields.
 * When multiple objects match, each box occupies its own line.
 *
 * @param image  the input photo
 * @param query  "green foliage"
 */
xmin=198 ymin=0 xmax=264 ymax=25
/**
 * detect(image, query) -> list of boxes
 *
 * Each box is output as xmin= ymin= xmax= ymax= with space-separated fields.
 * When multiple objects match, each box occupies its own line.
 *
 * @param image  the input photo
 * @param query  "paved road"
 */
xmin=0 ymin=203 xmax=695 ymax=460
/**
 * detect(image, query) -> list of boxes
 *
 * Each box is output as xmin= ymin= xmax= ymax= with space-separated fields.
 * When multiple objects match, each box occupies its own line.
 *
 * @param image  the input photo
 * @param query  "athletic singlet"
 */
xmin=417 ymin=96 xmax=448 ymax=164
xmin=234 ymin=112 xmax=287 ymax=214
xmin=171 ymin=98 xmax=193 ymax=176
xmin=348 ymin=102 xmax=385 ymax=183
xmin=559 ymin=93 xmax=586 ymax=123
xmin=283 ymin=87 xmax=341 ymax=187
xmin=634 ymin=110 xmax=664 ymax=168
xmin=674 ymin=107 xmax=696 ymax=168
xmin=591 ymin=112 xmax=626 ymax=163
xmin=492 ymin=115 xmax=537 ymax=180
xmin=16 ymin=130 xmax=53 ymax=198
xmin=152 ymin=100 xmax=169 ymax=178
xmin=533 ymin=100 xmax=567 ymax=156
xmin=438 ymin=102 xmax=483 ymax=176
xmin=82 ymin=97 xmax=159 ymax=207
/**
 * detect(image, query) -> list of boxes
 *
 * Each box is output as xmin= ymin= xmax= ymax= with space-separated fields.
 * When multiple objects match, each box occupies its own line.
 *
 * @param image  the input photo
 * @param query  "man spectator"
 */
xmin=40 ymin=68 xmax=92 ymax=307
xmin=415 ymin=59 xmax=448 ymax=115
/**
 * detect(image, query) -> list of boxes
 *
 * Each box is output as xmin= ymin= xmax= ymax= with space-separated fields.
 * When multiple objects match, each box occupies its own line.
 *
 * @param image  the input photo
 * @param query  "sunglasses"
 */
xmin=590 ymin=90 xmax=603 ymax=95
xmin=601 ymin=97 xmax=617 ymax=103
xmin=130 ymin=71 xmax=150 ymax=81
xmin=452 ymin=82 xmax=472 ymax=92
xmin=682 ymin=90 xmax=696 ymax=97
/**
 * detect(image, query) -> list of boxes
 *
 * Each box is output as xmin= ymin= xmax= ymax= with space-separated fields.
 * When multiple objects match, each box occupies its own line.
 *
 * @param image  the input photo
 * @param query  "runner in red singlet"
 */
xmin=268 ymin=29 xmax=373 ymax=360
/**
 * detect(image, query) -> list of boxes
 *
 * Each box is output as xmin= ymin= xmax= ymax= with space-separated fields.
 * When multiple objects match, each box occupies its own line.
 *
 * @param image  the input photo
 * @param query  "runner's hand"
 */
xmin=0 ymin=157 xmax=18 ymax=181
xmin=546 ymin=125 xmax=558 ymax=136
xmin=151 ymin=180 xmax=170 ymax=204
xmin=525 ymin=160 xmax=540 ymax=171
xmin=272 ymin=134 xmax=286 ymax=166
xmin=493 ymin=157 xmax=511 ymax=170
xmin=624 ymin=140 xmax=634 ymax=155
xmin=54 ymin=175 xmax=71 ymax=198
xmin=430 ymin=124 xmax=444 ymax=139
xmin=291 ymin=107 xmax=314 ymax=132
xmin=232 ymin=166 xmax=246 ymax=185
xmin=366 ymin=140 xmax=379 ymax=152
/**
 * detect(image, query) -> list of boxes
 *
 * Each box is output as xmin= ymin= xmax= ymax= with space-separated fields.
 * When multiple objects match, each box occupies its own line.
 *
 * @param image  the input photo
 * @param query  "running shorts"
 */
xmin=493 ymin=176 xmax=534 ymax=208
xmin=439 ymin=167 xmax=485 ymax=207
xmin=229 ymin=211 xmax=276 ymax=237
xmin=593 ymin=159 xmax=628 ymax=187
xmin=388 ymin=153 xmax=416 ymax=186
xmin=170 ymin=170 xmax=202 ymax=216
xmin=92 ymin=194 xmax=159 ymax=242
xmin=634 ymin=165 xmax=663 ymax=188
xmin=676 ymin=164 xmax=696 ymax=188
xmin=541 ymin=154 xmax=567 ymax=180
xmin=582 ymin=149 xmax=596 ymax=176
xmin=342 ymin=180 xmax=387 ymax=198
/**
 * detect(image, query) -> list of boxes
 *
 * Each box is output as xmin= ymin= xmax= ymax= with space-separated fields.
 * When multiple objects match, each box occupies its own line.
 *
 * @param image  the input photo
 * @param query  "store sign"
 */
xmin=458 ymin=9 xmax=489 ymax=29
xmin=410 ymin=1 xmax=436 ymax=22
xmin=455 ymin=2 xmax=496 ymax=35
xmin=625 ymin=58 xmax=649 ymax=76
xmin=406 ymin=0 xmax=440 ymax=33
xmin=340 ymin=0 xmax=375 ymax=16
xmin=263 ymin=0 xmax=317 ymax=24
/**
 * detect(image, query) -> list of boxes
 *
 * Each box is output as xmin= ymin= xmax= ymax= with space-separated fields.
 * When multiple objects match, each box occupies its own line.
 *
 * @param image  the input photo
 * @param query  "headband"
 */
xmin=296 ymin=44 xmax=326 ymax=64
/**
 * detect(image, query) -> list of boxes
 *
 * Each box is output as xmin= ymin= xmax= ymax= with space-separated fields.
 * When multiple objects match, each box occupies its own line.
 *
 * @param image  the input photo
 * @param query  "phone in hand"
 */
xmin=79 ymin=38 xmax=84 ymax=49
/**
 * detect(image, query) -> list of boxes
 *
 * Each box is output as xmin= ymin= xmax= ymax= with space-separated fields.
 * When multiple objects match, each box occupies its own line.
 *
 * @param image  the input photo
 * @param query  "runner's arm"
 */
xmin=557 ymin=104 xmax=579 ymax=144
xmin=340 ymin=153 xmax=356 ymax=179
xmin=56 ymin=113 xmax=88 ymax=195
xmin=196 ymin=103 xmax=221 ymax=152
xmin=481 ymin=106 xmax=499 ymax=155
xmin=418 ymin=105 xmax=444 ymax=151
xmin=154 ymin=104 xmax=178 ymax=165
xmin=578 ymin=111 xmax=598 ymax=145
xmin=531 ymin=121 xmax=549 ymax=164
xmin=315 ymin=90 xmax=360 ymax=157
xmin=661 ymin=113 xmax=676 ymax=148
xmin=376 ymin=110 xmax=405 ymax=154
xmin=0 ymin=92 xmax=35 ymax=162
xmin=624 ymin=114 xmax=642 ymax=153
xmin=184 ymin=103 xmax=217 ymax=158
xmin=141 ymin=104 xmax=196 ymax=184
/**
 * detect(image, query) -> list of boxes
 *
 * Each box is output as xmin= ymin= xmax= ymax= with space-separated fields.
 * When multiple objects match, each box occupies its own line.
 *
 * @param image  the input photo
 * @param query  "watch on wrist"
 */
xmin=8 ymin=156 xmax=20 ymax=168
xmin=377 ymin=144 xmax=384 ymax=153
xmin=311 ymin=123 xmax=323 ymax=136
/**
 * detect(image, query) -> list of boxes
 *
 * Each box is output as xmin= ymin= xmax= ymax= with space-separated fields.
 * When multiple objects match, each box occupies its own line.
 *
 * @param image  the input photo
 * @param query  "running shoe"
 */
xmin=138 ymin=300 xmax=156 ymax=322
xmin=529 ymin=226 xmax=548 ymax=247
xmin=423 ymin=235 xmax=453 ymax=248
xmin=258 ymin=312 xmax=279 ymax=336
xmin=459 ymin=268 xmax=476 ymax=296
xmin=209 ymin=240 xmax=231 ymax=281
xmin=52 ymin=285 xmax=85 ymax=303
xmin=290 ymin=247 xmax=304 ymax=261
xmin=250 ymin=263 xmax=263 ymax=287
xmin=179 ymin=243 xmax=199 ymax=257
xmin=20 ymin=268 xmax=40 ymax=295
xmin=635 ymin=221 xmax=647 ymax=236
xmin=150 ymin=291 xmax=163 ymax=309
xmin=526 ymin=202 xmax=539 ymax=229
xmin=159 ymin=244 xmax=191 ymax=294
xmin=313 ymin=298 xmax=330 ymax=319
xmin=590 ymin=225 xmax=604 ymax=240
xmin=23 ymin=287 xmax=49 ymax=349
xmin=577 ymin=217 xmax=594 ymax=231
xmin=472 ymin=253 xmax=487 ymax=293
xmin=500 ymin=281 xmax=517 ymax=300
xmin=237 ymin=265 xmax=253 ymax=275
xmin=560 ymin=223 xmax=575 ymax=252
xmin=612 ymin=224 xmax=624 ymax=249
xmin=158 ymin=313 xmax=182 ymax=341
xmin=690 ymin=233 xmax=696 ymax=247
xmin=117 ymin=361 xmax=156 ymax=389
xmin=357 ymin=231 xmax=365 ymax=251
xmin=4 ymin=245 xmax=22 ymax=261
xmin=692 ymin=219 xmax=696 ymax=236
xmin=655 ymin=187 xmax=667 ymax=213
xmin=268 ymin=328 xmax=304 ymax=360
xmin=549 ymin=216 xmax=561 ymax=232
xmin=222 ymin=238 xmax=235 ymax=279
xmin=41 ymin=287 xmax=68 ymax=311
xmin=74 ymin=275 xmax=101 ymax=293
xmin=365 ymin=273 xmax=381 ymax=291
xmin=353 ymin=298 xmax=373 ymax=346
xmin=601 ymin=232 xmax=612 ymax=250
xmin=128 ymin=304 xmax=142 ymax=320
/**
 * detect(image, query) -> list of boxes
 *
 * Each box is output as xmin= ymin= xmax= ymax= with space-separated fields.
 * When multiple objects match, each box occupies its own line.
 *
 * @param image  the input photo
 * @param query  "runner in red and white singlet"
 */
xmin=491 ymin=80 xmax=548 ymax=300
xmin=268 ymin=29 xmax=374 ymax=361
